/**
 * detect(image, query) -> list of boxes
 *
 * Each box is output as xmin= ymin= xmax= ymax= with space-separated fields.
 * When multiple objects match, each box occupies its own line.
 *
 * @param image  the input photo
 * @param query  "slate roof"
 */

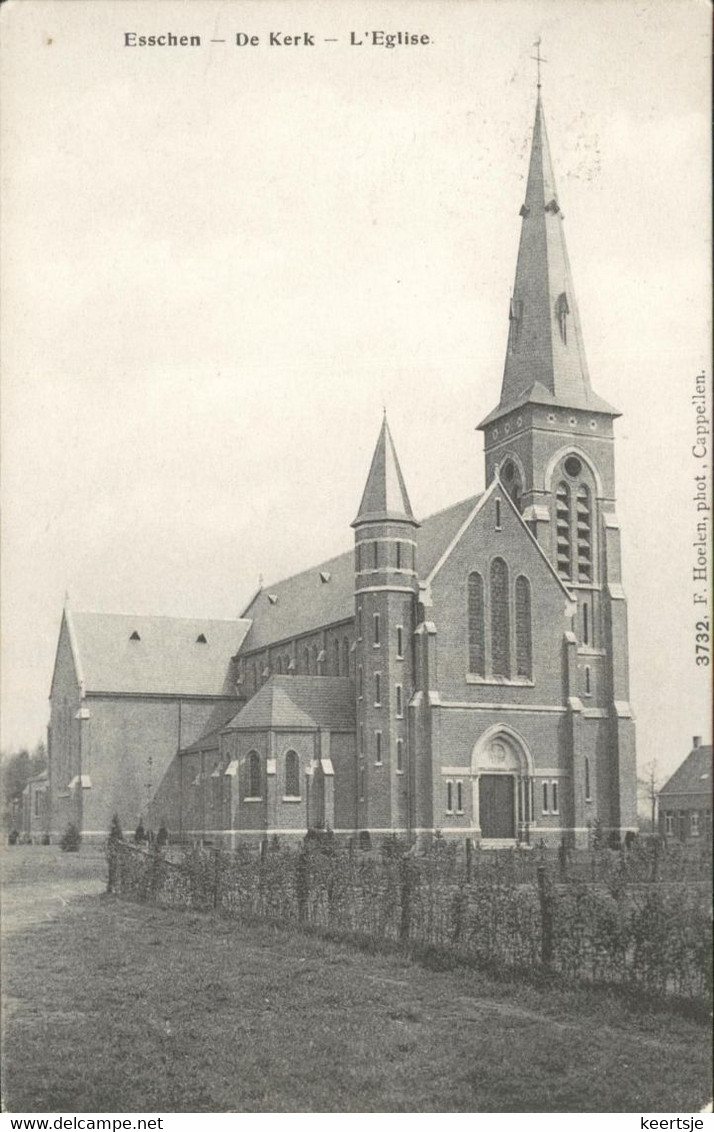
xmin=353 ymin=416 xmax=417 ymax=526
xmin=240 ymin=495 xmax=479 ymax=652
xmin=658 ymin=744 xmax=712 ymax=799
xmin=479 ymin=94 xmax=618 ymax=428
xmin=223 ymin=676 xmax=356 ymax=732
xmin=65 ymin=610 xmax=251 ymax=697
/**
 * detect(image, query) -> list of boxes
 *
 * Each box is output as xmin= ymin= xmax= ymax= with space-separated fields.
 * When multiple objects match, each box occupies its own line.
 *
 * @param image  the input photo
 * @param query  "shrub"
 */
xmin=156 ymin=824 xmax=168 ymax=849
xmin=133 ymin=820 xmax=146 ymax=845
xmin=60 ymin=823 xmax=81 ymax=852
xmin=109 ymin=814 xmax=123 ymax=842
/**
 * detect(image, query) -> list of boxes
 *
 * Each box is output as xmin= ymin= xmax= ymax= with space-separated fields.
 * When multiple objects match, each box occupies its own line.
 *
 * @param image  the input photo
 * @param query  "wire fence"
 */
xmin=107 ymin=836 xmax=712 ymax=1008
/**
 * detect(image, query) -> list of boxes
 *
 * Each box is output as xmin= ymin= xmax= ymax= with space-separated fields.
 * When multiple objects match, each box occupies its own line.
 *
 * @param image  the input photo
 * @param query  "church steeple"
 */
xmin=353 ymin=414 xmax=417 ymax=528
xmin=479 ymin=92 xmax=617 ymax=429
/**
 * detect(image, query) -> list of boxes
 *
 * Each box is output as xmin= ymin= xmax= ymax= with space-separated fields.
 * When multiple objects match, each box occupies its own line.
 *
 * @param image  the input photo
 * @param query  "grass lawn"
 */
xmin=1 ymin=846 xmax=711 ymax=1113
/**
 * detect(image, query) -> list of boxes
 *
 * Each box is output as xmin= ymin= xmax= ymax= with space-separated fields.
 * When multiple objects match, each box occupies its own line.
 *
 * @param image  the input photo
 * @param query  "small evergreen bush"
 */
xmin=109 ymin=814 xmax=123 ymax=842
xmin=60 ymin=823 xmax=81 ymax=852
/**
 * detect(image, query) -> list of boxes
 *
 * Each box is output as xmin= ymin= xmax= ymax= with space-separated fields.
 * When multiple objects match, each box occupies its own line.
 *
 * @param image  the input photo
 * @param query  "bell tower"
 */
xmin=352 ymin=415 xmax=418 ymax=836
xmin=477 ymin=85 xmax=637 ymax=838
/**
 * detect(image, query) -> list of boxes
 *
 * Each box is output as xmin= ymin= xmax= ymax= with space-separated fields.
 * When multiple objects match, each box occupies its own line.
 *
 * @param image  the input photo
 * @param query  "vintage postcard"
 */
xmin=1 ymin=0 xmax=711 ymax=1119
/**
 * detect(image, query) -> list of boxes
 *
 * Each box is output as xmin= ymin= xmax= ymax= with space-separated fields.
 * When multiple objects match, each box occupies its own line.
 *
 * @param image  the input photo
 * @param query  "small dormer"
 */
xmin=196 ymin=633 xmax=207 ymax=644
xmin=130 ymin=630 xmax=141 ymax=641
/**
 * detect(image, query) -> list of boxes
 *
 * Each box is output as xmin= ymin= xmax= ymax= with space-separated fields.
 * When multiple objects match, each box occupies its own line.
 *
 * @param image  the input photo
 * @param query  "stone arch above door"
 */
xmin=471 ymin=724 xmax=534 ymax=777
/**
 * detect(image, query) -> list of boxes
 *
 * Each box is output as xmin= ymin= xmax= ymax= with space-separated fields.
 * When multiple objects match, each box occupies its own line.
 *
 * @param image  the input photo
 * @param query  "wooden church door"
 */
xmin=479 ymin=775 xmax=516 ymax=839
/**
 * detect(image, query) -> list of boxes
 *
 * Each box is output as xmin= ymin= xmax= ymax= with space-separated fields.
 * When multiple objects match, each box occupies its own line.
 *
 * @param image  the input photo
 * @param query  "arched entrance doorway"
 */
xmin=471 ymin=726 xmax=534 ymax=844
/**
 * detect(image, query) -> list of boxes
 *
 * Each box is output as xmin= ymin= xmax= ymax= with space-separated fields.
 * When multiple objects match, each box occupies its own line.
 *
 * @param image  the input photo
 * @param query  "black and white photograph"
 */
xmin=1 ymin=0 xmax=711 ymax=1119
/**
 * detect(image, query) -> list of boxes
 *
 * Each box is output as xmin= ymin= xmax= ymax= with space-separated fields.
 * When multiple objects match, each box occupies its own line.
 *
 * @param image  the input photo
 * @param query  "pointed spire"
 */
xmin=480 ymin=93 xmax=618 ymax=427
xmin=352 ymin=416 xmax=417 ymax=527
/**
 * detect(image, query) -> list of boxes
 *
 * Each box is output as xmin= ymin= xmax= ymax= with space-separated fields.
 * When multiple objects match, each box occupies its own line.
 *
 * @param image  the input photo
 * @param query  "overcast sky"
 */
xmin=1 ymin=0 xmax=711 ymax=782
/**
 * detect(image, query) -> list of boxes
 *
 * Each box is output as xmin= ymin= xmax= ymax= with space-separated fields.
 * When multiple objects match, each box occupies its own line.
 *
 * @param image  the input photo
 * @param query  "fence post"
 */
xmin=213 ymin=848 xmax=221 ymax=910
xmin=399 ymin=856 xmax=412 ymax=943
xmin=537 ymin=864 xmax=554 ymax=971
xmin=295 ymin=845 xmax=309 ymax=924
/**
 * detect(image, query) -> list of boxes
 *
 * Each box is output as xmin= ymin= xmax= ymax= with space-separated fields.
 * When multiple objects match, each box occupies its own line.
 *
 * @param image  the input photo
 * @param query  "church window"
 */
xmin=372 ymin=541 xmax=379 ymax=569
xmin=343 ymin=638 xmax=350 ymax=676
xmin=396 ymin=541 xmax=402 ymax=569
xmin=303 ymin=647 xmax=310 ymax=674
xmin=502 ymin=459 xmax=523 ymax=512
xmin=312 ymin=645 xmax=318 ymax=673
xmin=396 ymin=684 xmax=403 ymax=717
xmin=446 ymin=781 xmax=453 ymax=814
xmin=551 ymin=781 xmax=559 ymax=814
xmin=456 ymin=781 xmax=463 ymax=813
xmin=490 ymin=557 xmax=510 ymax=678
xmin=396 ymin=625 xmax=404 ymax=659
xmin=564 ymin=455 xmax=582 ymax=478
xmin=357 ymin=606 xmax=363 ymax=641
xmin=356 ymin=543 xmax=362 ymax=572
xmin=373 ymin=613 xmax=381 ymax=646
xmin=248 ymin=752 xmax=261 ymax=799
xmin=555 ymin=482 xmax=572 ymax=578
xmin=396 ymin=739 xmax=404 ymax=773
xmin=515 ymin=575 xmax=532 ymax=679
xmin=374 ymin=673 xmax=381 ymax=705
xmin=585 ymin=756 xmax=591 ymax=801
xmin=467 ymin=572 xmax=485 ymax=677
xmin=556 ymin=292 xmax=569 ymax=344
xmin=582 ymin=601 xmax=590 ymax=646
xmin=664 ymin=812 xmax=674 ymax=836
xmin=334 ymin=639 xmax=340 ymax=675
xmin=275 ymin=657 xmax=282 ymax=675
xmin=584 ymin=665 xmax=591 ymax=695
xmin=285 ymin=750 xmax=300 ymax=797
xmin=359 ymin=724 xmax=364 ymax=755
xmin=576 ymin=485 xmax=592 ymax=581
xmin=542 ymin=781 xmax=549 ymax=814
xmin=359 ymin=767 xmax=365 ymax=801
xmin=495 ymin=499 xmax=502 ymax=530
xmin=375 ymin=731 xmax=382 ymax=764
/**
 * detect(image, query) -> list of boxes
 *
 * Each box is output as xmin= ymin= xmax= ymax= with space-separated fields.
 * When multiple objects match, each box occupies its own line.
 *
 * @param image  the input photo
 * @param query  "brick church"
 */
xmin=47 ymin=89 xmax=638 ymax=848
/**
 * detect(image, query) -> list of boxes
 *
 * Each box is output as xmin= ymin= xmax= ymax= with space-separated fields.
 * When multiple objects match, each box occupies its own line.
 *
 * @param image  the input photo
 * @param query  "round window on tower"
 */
xmin=564 ymin=455 xmax=582 ymax=478
xmin=502 ymin=460 xmax=515 ymax=482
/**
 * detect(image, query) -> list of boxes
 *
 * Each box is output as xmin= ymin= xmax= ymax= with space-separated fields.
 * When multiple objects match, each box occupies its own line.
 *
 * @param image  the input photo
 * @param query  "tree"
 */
xmin=1 ymin=741 xmax=47 ymax=830
xmin=637 ymin=759 xmax=664 ymax=833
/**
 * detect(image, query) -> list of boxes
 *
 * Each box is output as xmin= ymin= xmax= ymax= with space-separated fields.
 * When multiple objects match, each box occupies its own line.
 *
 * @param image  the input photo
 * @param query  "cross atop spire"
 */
xmin=531 ymin=36 xmax=546 ymax=90
xmin=352 ymin=415 xmax=417 ymax=527
xmin=479 ymin=90 xmax=618 ymax=429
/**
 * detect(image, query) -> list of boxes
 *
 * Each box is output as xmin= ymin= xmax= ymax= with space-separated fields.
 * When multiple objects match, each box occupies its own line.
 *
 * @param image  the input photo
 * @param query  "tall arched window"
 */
xmin=515 ymin=575 xmax=532 ymax=678
xmin=342 ymin=638 xmax=350 ymax=676
xmin=501 ymin=459 xmax=523 ymax=513
xmin=555 ymin=481 xmax=572 ymax=578
xmin=576 ymin=485 xmax=592 ymax=581
xmin=490 ymin=557 xmax=510 ymax=678
xmin=467 ymin=572 xmax=485 ymax=676
xmin=333 ymin=639 xmax=340 ymax=675
xmin=311 ymin=644 xmax=318 ymax=673
xmin=303 ymin=647 xmax=310 ymax=674
xmin=285 ymin=750 xmax=300 ymax=797
xmin=275 ymin=656 xmax=283 ymax=675
xmin=248 ymin=751 xmax=261 ymax=798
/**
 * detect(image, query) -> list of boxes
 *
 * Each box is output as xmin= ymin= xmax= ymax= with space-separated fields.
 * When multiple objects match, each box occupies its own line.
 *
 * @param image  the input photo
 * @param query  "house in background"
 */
xmin=658 ymin=737 xmax=712 ymax=844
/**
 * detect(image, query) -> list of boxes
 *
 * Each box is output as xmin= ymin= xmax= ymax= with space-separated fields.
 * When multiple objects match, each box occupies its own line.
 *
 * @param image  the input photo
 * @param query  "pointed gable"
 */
xmin=480 ymin=94 xmax=618 ymax=428
xmin=223 ymin=676 xmax=356 ymax=732
xmin=352 ymin=416 xmax=417 ymax=526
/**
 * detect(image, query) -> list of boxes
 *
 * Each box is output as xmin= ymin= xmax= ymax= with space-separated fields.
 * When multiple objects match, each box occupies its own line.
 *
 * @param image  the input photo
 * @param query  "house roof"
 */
xmin=65 ymin=610 xmax=251 ymax=697
xmin=223 ymin=675 xmax=356 ymax=732
xmin=240 ymin=495 xmax=479 ymax=652
xmin=659 ymin=744 xmax=712 ymax=798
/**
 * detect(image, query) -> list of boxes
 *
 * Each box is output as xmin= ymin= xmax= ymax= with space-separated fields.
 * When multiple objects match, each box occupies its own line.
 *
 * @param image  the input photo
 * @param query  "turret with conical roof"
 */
xmin=352 ymin=416 xmax=418 ymax=837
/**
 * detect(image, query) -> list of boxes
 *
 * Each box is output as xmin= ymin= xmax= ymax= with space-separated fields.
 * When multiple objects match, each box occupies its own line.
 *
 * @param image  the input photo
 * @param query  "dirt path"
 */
xmin=1 ymin=845 xmax=106 ymax=936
